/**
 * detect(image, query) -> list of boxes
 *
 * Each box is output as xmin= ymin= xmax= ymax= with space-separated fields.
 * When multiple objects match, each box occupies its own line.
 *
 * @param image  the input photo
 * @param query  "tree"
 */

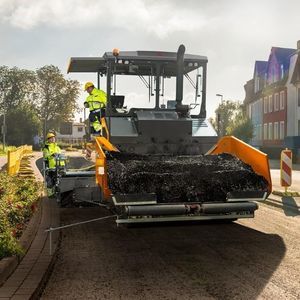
xmin=35 ymin=65 xmax=80 ymax=137
xmin=215 ymin=100 xmax=238 ymax=137
xmin=0 ymin=66 xmax=36 ymax=111
xmin=5 ymin=103 xmax=41 ymax=146
xmin=0 ymin=67 xmax=37 ymax=146
xmin=214 ymin=100 xmax=254 ymax=142
xmin=227 ymin=104 xmax=254 ymax=142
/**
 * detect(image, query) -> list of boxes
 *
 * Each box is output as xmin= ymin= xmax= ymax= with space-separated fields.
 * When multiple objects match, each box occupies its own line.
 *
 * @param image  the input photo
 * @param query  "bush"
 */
xmin=0 ymin=173 xmax=41 ymax=259
xmin=0 ymin=145 xmax=17 ymax=156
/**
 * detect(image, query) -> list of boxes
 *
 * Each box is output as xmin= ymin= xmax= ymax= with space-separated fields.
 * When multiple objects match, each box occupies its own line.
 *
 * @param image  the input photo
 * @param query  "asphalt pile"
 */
xmin=107 ymin=152 xmax=268 ymax=203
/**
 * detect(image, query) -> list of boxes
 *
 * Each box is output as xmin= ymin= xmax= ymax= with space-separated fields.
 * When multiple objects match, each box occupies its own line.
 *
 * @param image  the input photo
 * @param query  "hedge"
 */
xmin=0 ymin=173 xmax=41 ymax=259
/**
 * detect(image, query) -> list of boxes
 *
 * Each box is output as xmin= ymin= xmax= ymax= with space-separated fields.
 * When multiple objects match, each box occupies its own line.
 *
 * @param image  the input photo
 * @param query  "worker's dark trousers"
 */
xmin=89 ymin=109 xmax=105 ymax=134
xmin=89 ymin=109 xmax=105 ymax=122
xmin=45 ymin=170 xmax=56 ymax=188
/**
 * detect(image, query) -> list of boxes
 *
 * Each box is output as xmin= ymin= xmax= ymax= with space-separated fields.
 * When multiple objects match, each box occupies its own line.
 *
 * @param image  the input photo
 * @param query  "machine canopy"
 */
xmin=68 ymin=51 xmax=208 ymax=76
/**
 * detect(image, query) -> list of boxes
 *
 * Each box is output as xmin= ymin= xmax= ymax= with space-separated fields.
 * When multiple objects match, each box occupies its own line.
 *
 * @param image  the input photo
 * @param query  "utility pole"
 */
xmin=1 ymin=91 xmax=6 ymax=151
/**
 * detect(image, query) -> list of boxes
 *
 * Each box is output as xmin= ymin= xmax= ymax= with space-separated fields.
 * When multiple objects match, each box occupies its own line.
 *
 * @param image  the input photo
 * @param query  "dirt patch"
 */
xmin=107 ymin=152 xmax=268 ymax=203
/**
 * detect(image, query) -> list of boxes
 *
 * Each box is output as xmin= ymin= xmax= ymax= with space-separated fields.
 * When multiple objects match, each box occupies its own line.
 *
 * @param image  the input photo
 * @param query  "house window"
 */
xmin=280 ymin=91 xmax=285 ymax=110
xmin=268 ymin=95 xmax=273 ymax=112
xmin=274 ymin=122 xmax=279 ymax=140
xmin=248 ymin=104 xmax=252 ymax=118
xmin=268 ymin=123 xmax=273 ymax=140
xmin=77 ymin=127 xmax=83 ymax=132
xmin=60 ymin=122 xmax=72 ymax=135
xmin=264 ymin=97 xmax=268 ymax=114
xmin=274 ymin=93 xmax=279 ymax=111
xmin=298 ymin=88 xmax=300 ymax=107
xmin=280 ymin=121 xmax=285 ymax=140
xmin=264 ymin=123 xmax=268 ymax=140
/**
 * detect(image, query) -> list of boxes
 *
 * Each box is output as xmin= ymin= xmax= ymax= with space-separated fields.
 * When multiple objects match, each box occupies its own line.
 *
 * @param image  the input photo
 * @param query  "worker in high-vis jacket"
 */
xmin=43 ymin=132 xmax=65 ymax=192
xmin=84 ymin=82 xmax=107 ymax=134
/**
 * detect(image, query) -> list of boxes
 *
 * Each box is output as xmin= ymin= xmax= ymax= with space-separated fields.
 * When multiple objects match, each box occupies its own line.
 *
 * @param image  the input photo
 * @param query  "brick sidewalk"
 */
xmin=0 ymin=197 xmax=59 ymax=300
xmin=0 ymin=152 xmax=60 ymax=300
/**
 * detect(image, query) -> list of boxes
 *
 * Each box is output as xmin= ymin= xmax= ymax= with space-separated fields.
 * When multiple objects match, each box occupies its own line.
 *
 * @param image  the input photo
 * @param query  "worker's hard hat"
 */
xmin=84 ymin=82 xmax=94 ymax=91
xmin=46 ymin=132 xmax=56 ymax=139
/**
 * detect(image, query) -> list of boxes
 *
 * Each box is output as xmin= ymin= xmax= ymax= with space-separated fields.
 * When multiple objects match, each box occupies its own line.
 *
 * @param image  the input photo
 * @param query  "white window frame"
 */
xmin=280 ymin=91 xmax=285 ymax=110
xmin=264 ymin=97 xmax=268 ymax=114
xmin=274 ymin=122 xmax=279 ymax=140
xmin=268 ymin=123 xmax=273 ymax=140
xmin=264 ymin=123 xmax=268 ymax=140
xmin=280 ymin=121 xmax=285 ymax=140
xmin=274 ymin=93 xmax=279 ymax=111
xmin=268 ymin=95 xmax=273 ymax=113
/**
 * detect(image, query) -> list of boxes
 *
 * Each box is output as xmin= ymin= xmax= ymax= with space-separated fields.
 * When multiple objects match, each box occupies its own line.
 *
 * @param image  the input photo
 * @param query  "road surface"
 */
xmin=41 ymin=203 xmax=299 ymax=300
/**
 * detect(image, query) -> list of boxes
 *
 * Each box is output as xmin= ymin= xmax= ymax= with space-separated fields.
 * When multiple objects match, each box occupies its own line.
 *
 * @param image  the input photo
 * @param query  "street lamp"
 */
xmin=216 ymin=94 xmax=224 ymax=137
xmin=216 ymin=93 xmax=223 ymax=103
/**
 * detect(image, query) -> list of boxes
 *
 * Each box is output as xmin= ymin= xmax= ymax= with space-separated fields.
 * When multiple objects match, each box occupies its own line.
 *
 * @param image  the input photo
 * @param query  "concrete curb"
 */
xmin=0 ymin=197 xmax=60 ymax=300
xmin=0 ymin=200 xmax=42 ymax=287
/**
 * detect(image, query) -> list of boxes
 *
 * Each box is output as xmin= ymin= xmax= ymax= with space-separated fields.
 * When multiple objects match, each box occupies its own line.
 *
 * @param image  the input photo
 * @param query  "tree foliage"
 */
xmin=4 ymin=103 xmax=41 ymax=146
xmin=36 ymin=65 xmax=80 ymax=136
xmin=215 ymin=100 xmax=253 ymax=142
xmin=227 ymin=104 xmax=254 ymax=142
xmin=0 ymin=65 xmax=80 ymax=146
xmin=215 ymin=100 xmax=238 ymax=137
xmin=0 ymin=67 xmax=36 ymax=111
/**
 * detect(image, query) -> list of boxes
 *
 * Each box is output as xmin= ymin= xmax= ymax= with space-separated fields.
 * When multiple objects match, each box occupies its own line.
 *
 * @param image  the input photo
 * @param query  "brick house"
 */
xmin=244 ymin=42 xmax=299 ymax=157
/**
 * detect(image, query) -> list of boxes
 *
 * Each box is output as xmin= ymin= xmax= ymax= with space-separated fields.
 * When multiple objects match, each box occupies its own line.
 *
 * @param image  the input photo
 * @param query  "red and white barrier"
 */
xmin=86 ymin=143 xmax=93 ymax=160
xmin=280 ymin=149 xmax=292 ymax=190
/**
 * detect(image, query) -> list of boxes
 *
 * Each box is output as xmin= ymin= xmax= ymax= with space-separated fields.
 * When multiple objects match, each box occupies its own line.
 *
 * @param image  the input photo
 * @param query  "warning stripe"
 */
xmin=281 ymin=171 xmax=291 ymax=185
xmin=281 ymin=150 xmax=292 ymax=187
xmin=282 ymin=152 xmax=292 ymax=166
xmin=282 ymin=161 xmax=291 ymax=175
xmin=86 ymin=145 xmax=93 ymax=159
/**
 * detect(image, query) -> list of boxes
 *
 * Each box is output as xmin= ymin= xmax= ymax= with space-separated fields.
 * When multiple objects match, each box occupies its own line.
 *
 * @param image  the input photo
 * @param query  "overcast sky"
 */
xmin=1 ymin=0 xmax=300 ymax=119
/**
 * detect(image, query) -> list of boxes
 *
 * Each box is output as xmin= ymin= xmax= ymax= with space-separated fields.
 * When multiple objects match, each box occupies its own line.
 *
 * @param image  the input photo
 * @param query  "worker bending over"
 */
xmin=84 ymin=82 xmax=107 ymax=134
xmin=42 ymin=132 xmax=65 ymax=194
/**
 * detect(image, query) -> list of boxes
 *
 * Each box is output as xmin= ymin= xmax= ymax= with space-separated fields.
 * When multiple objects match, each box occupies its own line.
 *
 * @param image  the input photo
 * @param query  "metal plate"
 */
xmin=112 ymin=193 xmax=157 ymax=206
xmin=226 ymin=191 xmax=267 ymax=202
xmin=116 ymin=212 xmax=254 ymax=224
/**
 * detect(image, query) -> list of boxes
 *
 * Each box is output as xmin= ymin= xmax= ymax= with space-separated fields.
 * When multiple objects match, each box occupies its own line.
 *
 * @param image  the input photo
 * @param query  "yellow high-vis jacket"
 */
xmin=42 ymin=142 xmax=65 ymax=169
xmin=84 ymin=88 xmax=107 ymax=111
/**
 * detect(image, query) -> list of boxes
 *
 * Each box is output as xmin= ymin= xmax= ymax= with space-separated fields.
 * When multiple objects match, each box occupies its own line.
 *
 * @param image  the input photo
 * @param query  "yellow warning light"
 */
xmin=112 ymin=48 xmax=120 ymax=57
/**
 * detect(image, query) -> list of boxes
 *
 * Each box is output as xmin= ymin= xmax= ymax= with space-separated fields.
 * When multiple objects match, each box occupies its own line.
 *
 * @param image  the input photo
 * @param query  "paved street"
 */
xmin=40 ymin=203 xmax=299 ymax=300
